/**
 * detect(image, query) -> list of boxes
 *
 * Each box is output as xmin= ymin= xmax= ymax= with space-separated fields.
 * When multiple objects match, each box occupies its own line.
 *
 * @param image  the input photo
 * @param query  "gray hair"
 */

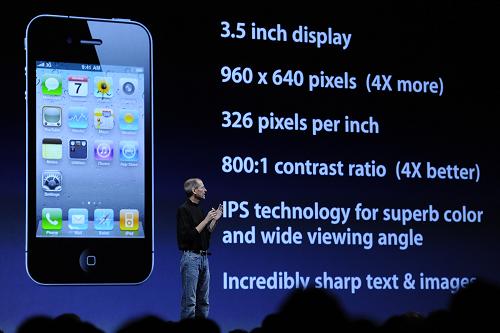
xmin=184 ymin=178 xmax=201 ymax=197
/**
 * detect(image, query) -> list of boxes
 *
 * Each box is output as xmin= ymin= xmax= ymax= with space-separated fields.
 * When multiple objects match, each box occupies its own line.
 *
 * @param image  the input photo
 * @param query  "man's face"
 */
xmin=193 ymin=181 xmax=207 ymax=200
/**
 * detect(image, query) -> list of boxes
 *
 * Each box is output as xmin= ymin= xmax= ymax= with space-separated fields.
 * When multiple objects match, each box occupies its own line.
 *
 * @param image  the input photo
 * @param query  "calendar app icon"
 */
xmin=68 ymin=76 xmax=89 ymax=97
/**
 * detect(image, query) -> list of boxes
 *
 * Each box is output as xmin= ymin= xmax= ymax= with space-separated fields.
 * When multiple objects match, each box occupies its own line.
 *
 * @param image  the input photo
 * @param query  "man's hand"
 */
xmin=213 ymin=204 xmax=223 ymax=221
xmin=208 ymin=205 xmax=223 ymax=232
xmin=197 ymin=209 xmax=217 ymax=233
xmin=204 ymin=209 xmax=217 ymax=222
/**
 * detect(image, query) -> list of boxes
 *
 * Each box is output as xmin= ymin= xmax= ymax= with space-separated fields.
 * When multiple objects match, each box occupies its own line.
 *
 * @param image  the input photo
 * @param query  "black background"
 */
xmin=1 ymin=2 xmax=498 ymax=333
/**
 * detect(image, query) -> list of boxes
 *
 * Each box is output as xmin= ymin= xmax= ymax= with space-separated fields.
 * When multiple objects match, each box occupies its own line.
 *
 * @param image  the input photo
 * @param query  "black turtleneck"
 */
xmin=176 ymin=199 xmax=211 ymax=251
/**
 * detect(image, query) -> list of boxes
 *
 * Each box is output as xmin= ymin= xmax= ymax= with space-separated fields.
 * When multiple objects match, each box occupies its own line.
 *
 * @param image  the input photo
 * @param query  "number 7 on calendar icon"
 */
xmin=68 ymin=76 xmax=88 ymax=97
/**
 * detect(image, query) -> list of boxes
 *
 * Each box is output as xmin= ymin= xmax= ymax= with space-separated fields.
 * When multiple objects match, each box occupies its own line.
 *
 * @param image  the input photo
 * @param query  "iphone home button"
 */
xmin=79 ymin=249 xmax=97 ymax=272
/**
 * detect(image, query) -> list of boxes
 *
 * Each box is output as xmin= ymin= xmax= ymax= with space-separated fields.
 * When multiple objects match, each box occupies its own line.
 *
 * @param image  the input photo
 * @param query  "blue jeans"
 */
xmin=180 ymin=251 xmax=210 ymax=319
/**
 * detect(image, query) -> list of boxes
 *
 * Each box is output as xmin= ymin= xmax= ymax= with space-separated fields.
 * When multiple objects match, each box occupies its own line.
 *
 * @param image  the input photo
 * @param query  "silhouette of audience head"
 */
xmin=178 ymin=317 xmax=221 ymax=333
xmin=449 ymin=278 xmax=500 ymax=330
xmin=17 ymin=313 xmax=103 ymax=333
xmin=381 ymin=311 xmax=425 ymax=333
xmin=12 ymin=279 xmax=500 ymax=333
xmin=116 ymin=315 xmax=175 ymax=333
xmin=425 ymin=309 xmax=452 ymax=332
xmin=16 ymin=315 xmax=53 ymax=333
xmin=260 ymin=287 xmax=349 ymax=332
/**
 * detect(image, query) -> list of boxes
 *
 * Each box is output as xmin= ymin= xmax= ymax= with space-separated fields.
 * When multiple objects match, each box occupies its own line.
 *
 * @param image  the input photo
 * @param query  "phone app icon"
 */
xmin=42 ymin=170 xmax=62 ymax=192
xmin=118 ymin=109 xmax=139 ymax=131
xmin=68 ymin=76 xmax=89 ymax=96
xmin=120 ymin=209 xmax=139 ymax=231
xmin=42 ymin=106 xmax=62 ymax=127
xmin=119 ymin=141 xmax=139 ymax=162
xmin=94 ymin=76 xmax=113 ymax=98
xmin=94 ymin=140 xmax=114 ymax=161
xmin=94 ymin=108 xmax=114 ymax=130
xmin=94 ymin=209 xmax=114 ymax=231
xmin=68 ymin=208 xmax=89 ymax=230
xmin=68 ymin=106 xmax=88 ymax=129
xmin=69 ymin=139 xmax=87 ymax=159
xmin=42 ymin=138 xmax=62 ymax=160
xmin=42 ymin=208 xmax=62 ymax=230
xmin=119 ymin=78 xmax=138 ymax=96
xmin=42 ymin=74 xmax=62 ymax=96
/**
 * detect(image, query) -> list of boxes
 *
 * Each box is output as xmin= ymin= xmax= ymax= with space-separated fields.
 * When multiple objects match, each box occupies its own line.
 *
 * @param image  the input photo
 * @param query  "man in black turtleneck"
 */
xmin=177 ymin=178 xmax=222 ymax=319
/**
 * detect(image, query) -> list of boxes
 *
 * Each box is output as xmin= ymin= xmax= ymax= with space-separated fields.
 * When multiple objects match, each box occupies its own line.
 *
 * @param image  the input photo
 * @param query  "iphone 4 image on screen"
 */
xmin=25 ymin=15 xmax=154 ymax=284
